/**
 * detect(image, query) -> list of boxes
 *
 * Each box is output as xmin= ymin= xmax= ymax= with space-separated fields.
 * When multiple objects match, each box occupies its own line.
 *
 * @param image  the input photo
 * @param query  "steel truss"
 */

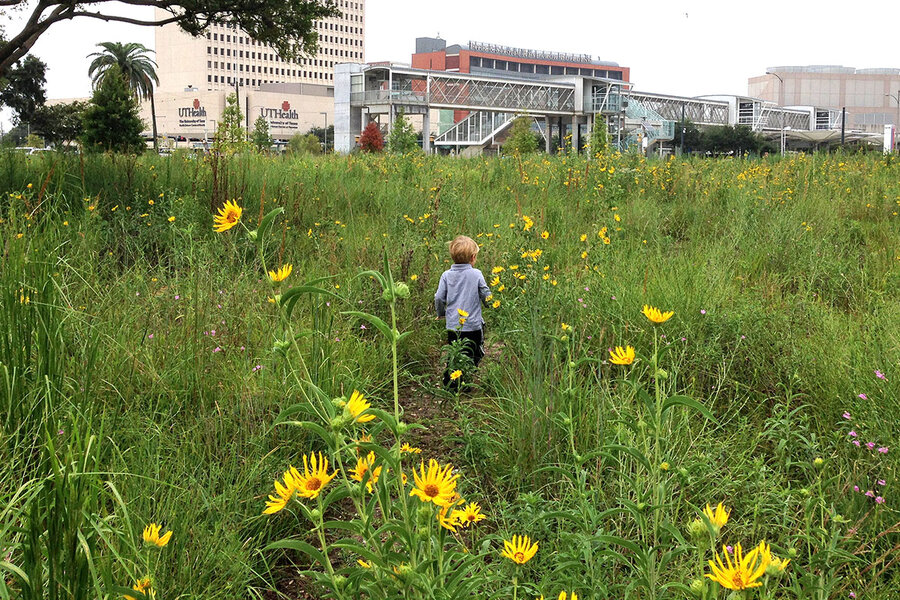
xmin=630 ymin=93 xmax=730 ymax=126
xmin=426 ymin=75 xmax=575 ymax=113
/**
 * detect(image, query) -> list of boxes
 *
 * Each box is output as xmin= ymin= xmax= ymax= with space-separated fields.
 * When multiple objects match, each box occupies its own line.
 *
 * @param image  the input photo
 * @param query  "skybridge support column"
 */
xmin=545 ymin=115 xmax=551 ymax=153
xmin=585 ymin=114 xmax=593 ymax=158
xmin=423 ymin=110 xmax=431 ymax=153
xmin=572 ymin=114 xmax=580 ymax=154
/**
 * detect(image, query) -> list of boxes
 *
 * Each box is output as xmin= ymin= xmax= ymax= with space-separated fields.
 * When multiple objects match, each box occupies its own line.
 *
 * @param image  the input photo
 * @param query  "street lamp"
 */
xmin=884 ymin=91 xmax=900 ymax=150
xmin=766 ymin=72 xmax=787 ymax=154
xmin=320 ymin=111 xmax=328 ymax=153
xmin=765 ymin=71 xmax=785 ymax=106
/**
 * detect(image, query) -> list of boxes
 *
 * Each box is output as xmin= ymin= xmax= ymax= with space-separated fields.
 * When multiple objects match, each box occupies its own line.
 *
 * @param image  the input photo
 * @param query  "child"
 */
xmin=434 ymin=235 xmax=492 ymax=388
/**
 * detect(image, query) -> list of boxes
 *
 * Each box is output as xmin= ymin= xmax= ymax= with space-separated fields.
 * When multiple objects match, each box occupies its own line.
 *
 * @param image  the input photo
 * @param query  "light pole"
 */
xmin=766 ymin=71 xmax=786 ymax=153
xmin=320 ymin=111 xmax=328 ymax=153
xmin=884 ymin=91 xmax=900 ymax=151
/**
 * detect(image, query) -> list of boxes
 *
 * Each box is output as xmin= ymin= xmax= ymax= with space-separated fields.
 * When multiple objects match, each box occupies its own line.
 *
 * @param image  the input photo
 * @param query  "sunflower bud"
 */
xmin=393 ymin=282 xmax=410 ymax=299
xmin=688 ymin=518 xmax=706 ymax=539
xmin=659 ymin=462 xmax=670 ymax=471
xmin=308 ymin=508 xmax=322 ymax=522
xmin=787 ymin=547 xmax=798 ymax=558
xmin=248 ymin=229 xmax=258 ymax=241
xmin=813 ymin=457 xmax=824 ymax=468
xmin=568 ymin=361 xmax=577 ymax=369
xmin=397 ymin=422 xmax=410 ymax=435
xmin=689 ymin=579 xmax=706 ymax=596
xmin=656 ymin=368 xmax=668 ymax=380
xmin=416 ymin=505 xmax=433 ymax=526
xmin=273 ymin=339 xmax=291 ymax=355
xmin=330 ymin=416 xmax=346 ymax=430
xmin=560 ymin=335 xmax=569 ymax=342
xmin=333 ymin=575 xmax=348 ymax=590
xmin=637 ymin=502 xmax=647 ymax=512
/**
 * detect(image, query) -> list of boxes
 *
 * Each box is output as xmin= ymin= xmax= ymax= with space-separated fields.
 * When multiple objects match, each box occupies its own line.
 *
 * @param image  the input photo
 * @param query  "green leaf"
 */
xmin=602 ymin=443 xmax=652 ymax=471
xmin=661 ymin=395 xmax=718 ymax=424
xmin=276 ymin=420 xmax=335 ymax=450
xmin=594 ymin=534 xmax=643 ymax=557
xmin=342 ymin=310 xmax=392 ymax=342
xmin=355 ymin=269 xmax=387 ymax=290
xmin=281 ymin=285 xmax=343 ymax=320
xmin=264 ymin=539 xmax=327 ymax=566
xmin=255 ymin=206 xmax=285 ymax=245
xmin=332 ymin=540 xmax=381 ymax=564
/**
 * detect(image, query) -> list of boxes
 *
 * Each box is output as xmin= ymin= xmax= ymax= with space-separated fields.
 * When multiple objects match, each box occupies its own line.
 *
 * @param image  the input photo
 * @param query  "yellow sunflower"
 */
xmin=213 ymin=199 xmax=242 ymax=232
xmin=409 ymin=459 xmax=460 ymax=507
xmin=703 ymin=502 xmax=730 ymax=530
xmin=125 ymin=577 xmax=155 ymax=600
xmin=400 ymin=443 xmax=422 ymax=454
xmin=608 ymin=346 xmax=635 ymax=365
xmin=501 ymin=534 xmax=538 ymax=565
xmin=347 ymin=390 xmax=375 ymax=423
xmin=457 ymin=502 xmax=487 ymax=527
xmin=294 ymin=452 xmax=338 ymax=499
xmin=349 ymin=452 xmax=382 ymax=493
xmin=268 ymin=264 xmax=293 ymax=283
xmin=642 ymin=304 xmax=674 ymax=324
xmin=705 ymin=542 xmax=770 ymax=591
xmin=141 ymin=523 xmax=173 ymax=548
xmin=263 ymin=467 xmax=300 ymax=514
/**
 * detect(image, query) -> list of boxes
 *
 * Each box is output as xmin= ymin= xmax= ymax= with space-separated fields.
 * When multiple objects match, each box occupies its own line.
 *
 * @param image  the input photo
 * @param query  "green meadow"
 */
xmin=1 ymin=149 xmax=899 ymax=599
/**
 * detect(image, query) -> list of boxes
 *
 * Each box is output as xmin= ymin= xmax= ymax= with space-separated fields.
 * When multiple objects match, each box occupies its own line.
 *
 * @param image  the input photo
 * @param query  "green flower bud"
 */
xmin=560 ymin=334 xmax=569 ymax=342
xmin=689 ymin=579 xmax=706 ymax=596
xmin=273 ymin=339 xmax=291 ymax=355
xmin=637 ymin=502 xmax=647 ymax=512
xmin=800 ymin=488 xmax=811 ymax=497
xmin=332 ymin=396 xmax=347 ymax=408
xmin=397 ymin=422 xmax=410 ymax=435
xmin=573 ymin=454 xmax=583 ymax=463
xmin=248 ymin=229 xmax=258 ymax=241
xmin=656 ymin=368 xmax=668 ymax=380
xmin=308 ymin=508 xmax=322 ymax=522
xmin=329 ymin=416 xmax=345 ymax=430
xmin=562 ymin=415 xmax=572 ymax=426
xmin=416 ymin=504 xmax=433 ymax=526
xmin=688 ymin=518 xmax=707 ymax=539
xmin=787 ymin=547 xmax=798 ymax=558
xmin=273 ymin=293 xmax=282 ymax=305
xmin=813 ymin=457 xmax=824 ymax=468
xmin=333 ymin=575 xmax=347 ymax=589
xmin=393 ymin=282 xmax=410 ymax=299
xmin=568 ymin=361 xmax=577 ymax=369
xmin=659 ymin=462 xmax=670 ymax=471
xmin=678 ymin=467 xmax=689 ymax=478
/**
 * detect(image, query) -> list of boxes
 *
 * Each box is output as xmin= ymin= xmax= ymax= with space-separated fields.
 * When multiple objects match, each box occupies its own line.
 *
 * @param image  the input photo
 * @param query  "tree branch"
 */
xmin=68 ymin=10 xmax=184 ymax=28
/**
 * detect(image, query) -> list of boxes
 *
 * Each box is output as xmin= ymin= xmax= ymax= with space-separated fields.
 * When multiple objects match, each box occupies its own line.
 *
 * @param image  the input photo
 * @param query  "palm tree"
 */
xmin=88 ymin=42 xmax=159 ymax=150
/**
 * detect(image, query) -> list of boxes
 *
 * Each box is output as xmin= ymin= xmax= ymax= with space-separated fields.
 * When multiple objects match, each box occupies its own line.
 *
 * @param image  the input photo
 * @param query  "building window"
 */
xmin=213 ymin=33 xmax=217 ymax=41
xmin=207 ymin=74 xmax=212 ymax=82
xmin=551 ymin=66 xmax=563 ymax=75
xmin=214 ymin=75 xmax=218 ymax=82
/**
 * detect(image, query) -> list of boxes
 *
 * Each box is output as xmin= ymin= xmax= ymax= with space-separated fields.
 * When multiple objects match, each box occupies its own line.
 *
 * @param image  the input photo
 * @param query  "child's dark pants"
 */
xmin=443 ymin=326 xmax=485 ymax=387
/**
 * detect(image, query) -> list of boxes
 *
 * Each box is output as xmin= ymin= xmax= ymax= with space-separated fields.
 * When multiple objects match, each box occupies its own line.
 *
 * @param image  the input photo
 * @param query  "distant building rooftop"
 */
xmin=415 ymin=36 xmax=619 ymax=67
xmin=767 ymin=65 xmax=900 ymax=75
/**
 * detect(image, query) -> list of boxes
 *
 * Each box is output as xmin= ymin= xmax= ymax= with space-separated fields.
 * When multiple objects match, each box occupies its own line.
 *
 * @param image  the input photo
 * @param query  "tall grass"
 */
xmin=1 ymin=149 xmax=898 ymax=598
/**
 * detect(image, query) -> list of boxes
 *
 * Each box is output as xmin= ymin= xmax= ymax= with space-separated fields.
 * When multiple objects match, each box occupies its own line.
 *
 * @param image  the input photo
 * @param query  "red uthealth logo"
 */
xmin=193 ymin=98 xmax=200 ymax=109
xmin=282 ymin=101 xmax=291 ymax=111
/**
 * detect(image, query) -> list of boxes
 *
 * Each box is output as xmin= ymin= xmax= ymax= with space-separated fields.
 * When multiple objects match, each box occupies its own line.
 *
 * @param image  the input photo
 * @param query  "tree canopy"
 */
xmin=0 ymin=0 xmax=339 ymax=76
xmin=82 ymin=64 xmax=145 ymax=153
xmin=0 ymin=54 xmax=46 ymax=125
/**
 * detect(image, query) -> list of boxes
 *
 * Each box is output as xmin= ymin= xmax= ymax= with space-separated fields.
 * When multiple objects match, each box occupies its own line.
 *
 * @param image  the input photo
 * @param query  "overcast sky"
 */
xmin=4 ymin=0 xmax=900 ymax=130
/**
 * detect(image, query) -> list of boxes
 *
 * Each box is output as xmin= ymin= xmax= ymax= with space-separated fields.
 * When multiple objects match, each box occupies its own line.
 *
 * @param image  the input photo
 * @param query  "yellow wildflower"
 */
xmin=501 ymin=534 xmax=538 ymax=565
xmin=142 ymin=523 xmax=173 ymax=548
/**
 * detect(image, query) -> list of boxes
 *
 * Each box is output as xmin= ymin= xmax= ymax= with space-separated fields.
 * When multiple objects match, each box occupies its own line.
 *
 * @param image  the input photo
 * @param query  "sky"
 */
xmin=4 ymin=0 xmax=900 ymax=130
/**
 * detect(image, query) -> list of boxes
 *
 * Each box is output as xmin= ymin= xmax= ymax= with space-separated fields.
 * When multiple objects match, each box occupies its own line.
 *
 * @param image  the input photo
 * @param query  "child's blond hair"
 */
xmin=449 ymin=235 xmax=479 ymax=264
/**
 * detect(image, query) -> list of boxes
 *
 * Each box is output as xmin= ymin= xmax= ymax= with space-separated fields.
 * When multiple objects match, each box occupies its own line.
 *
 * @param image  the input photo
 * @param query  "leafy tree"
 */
xmin=213 ymin=92 xmax=247 ymax=154
xmin=288 ymin=132 xmax=322 ymax=155
xmin=673 ymin=120 xmax=703 ymax=154
xmin=251 ymin=115 xmax=271 ymax=152
xmin=0 ymin=1 xmax=339 ymax=76
xmin=0 ymin=54 xmax=46 ymax=125
xmin=81 ymin=64 xmax=145 ymax=153
xmin=307 ymin=124 xmax=333 ymax=147
xmin=358 ymin=121 xmax=384 ymax=153
xmin=31 ymin=101 xmax=88 ymax=148
xmin=589 ymin=113 xmax=608 ymax=156
xmin=88 ymin=42 xmax=159 ymax=150
xmin=387 ymin=109 xmax=419 ymax=154
xmin=503 ymin=116 xmax=539 ymax=155
xmin=23 ymin=133 xmax=44 ymax=148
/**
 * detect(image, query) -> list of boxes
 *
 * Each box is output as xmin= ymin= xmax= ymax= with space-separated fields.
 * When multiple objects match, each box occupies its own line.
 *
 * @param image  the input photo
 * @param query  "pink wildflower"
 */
xmin=858 ymin=393 xmax=868 ymax=400
xmin=878 ymin=447 xmax=889 ymax=454
xmin=876 ymin=496 xmax=885 ymax=504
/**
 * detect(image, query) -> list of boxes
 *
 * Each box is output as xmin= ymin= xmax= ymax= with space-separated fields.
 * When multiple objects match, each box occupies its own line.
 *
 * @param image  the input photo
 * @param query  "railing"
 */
xmin=433 ymin=111 xmax=516 ymax=145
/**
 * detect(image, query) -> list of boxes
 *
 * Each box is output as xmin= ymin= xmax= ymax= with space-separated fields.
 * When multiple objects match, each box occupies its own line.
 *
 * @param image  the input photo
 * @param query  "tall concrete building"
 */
xmin=154 ymin=2 xmax=365 ymax=93
xmin=749 ymin=66 xmax=900 ymax=132
xmin=143 ymin=2 xmax=364 ymax=143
